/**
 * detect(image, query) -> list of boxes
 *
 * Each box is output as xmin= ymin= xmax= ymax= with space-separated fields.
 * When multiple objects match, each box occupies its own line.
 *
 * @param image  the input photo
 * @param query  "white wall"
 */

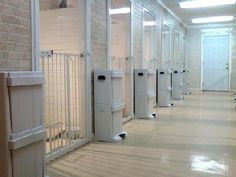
xmin=187 ymin=26 xmax=236 ymax=91
xmin=187 ymin=29 xmax=202 ymax=90
xmin=40 ymin=7 xmax=85 ymax=54
xmin=230 ymin=27 xmax=236 ymax=91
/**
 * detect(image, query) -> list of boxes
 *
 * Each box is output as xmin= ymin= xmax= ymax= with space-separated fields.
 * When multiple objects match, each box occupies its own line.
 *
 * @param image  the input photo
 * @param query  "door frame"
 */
xmin=201 ymin=33 xmax=231 ymax=91
xmin=160 ymin=21 xmax=172 ymax=69
xmin=141 ymin=6 xmax=157 ymax=70
xmin=31 ymin=0 xmax=93 ymax=162
xmin=107 ymin=0 xmax=134 ymax=121
xmin=31 ymin=0 xmax=40 ymax=71
xmin=107 ymin=0 xmax=133 ymax=69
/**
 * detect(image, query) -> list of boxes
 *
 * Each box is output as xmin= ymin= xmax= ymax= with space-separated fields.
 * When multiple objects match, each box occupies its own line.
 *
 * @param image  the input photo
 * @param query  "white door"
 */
xmin=203 ymin=35 xmax=230 ymax=91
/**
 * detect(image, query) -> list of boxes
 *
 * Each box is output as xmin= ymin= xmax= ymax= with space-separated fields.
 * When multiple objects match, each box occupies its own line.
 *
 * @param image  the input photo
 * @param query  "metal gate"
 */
xmin=112 ymin=57 xmax=133 ymax=121
xmin=40 ymin=51 xmax=86 ymax=161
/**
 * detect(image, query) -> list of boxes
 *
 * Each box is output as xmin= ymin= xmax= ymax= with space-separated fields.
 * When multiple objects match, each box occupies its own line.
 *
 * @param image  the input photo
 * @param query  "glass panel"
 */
xmin=111 ymin=0 xmax=132 ymax=118
xmin=183 ymin=37 xmax=186 ymax=68
xmin=39 ymin=0 xmax=86 ymax=156
xmin=161 ymin=23 xmax=171 ymax=69
xmin=142 ymin=9 xmax=156 ymax=114
xmin=143 ymin=9 xmax=156 ymax=70
xmin=173 ymin=31 xmax=181 ymax=69
xmin=40 ymin=0 xmax=85 ymax=54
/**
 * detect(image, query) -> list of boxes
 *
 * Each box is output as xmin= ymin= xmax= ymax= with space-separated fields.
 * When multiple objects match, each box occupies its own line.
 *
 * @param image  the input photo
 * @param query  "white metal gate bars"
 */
xmin=40 ymin=51 xmax=86 ymax=160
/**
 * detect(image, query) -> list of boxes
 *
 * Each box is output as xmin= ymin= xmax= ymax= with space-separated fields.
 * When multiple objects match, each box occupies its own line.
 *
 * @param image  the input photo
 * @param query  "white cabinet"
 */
xmin=0 ymin=72 xmax=45 ymax=177
xmin=172 ymin=69 xmax=184 ymax=100
xmin=183 ymin=69 xmax=190 ymax=95
xmin=94 ymin=70 xmax=127 ymax=142
xmin=157 ymin=69 xmax=172 ymax=107
xmin=134 ymin=69 xmax=156 ymax=119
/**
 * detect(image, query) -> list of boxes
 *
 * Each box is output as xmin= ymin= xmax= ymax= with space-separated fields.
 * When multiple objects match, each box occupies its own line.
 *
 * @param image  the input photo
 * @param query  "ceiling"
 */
xmin=160 ymin=0 xmax=236 ymax=27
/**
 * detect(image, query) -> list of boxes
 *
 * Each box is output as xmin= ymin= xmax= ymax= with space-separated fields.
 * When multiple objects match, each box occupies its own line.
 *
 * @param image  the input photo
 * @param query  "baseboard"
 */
xmin=122 ymin=114 xmax=134 ymax=124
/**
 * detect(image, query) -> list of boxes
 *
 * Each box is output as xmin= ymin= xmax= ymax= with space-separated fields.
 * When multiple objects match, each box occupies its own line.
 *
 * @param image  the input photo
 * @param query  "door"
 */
xmin=203 ymin=35 xmax=230 ymax=91
xmin=39 ymin=0 xmax=91 ymax=162
xmin=110 ymin=0 xmax=132 ymax=119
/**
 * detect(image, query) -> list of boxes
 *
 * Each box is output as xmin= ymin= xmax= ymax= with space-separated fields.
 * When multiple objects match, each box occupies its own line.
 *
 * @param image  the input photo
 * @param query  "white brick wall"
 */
xmin=186 ymin=29 xmax=202 ymax=90
xmin=132 ymin=0 xmax=186 ymax=69
xmin=91 ymin=0 xmax=107 ymax=70
xmin=90 ymin=0 xmax=186 ymax=70
xmin=0 ymin=0 xmax=186 ymax=73
xmin=0 ymin=0 xmax=32 ymax=71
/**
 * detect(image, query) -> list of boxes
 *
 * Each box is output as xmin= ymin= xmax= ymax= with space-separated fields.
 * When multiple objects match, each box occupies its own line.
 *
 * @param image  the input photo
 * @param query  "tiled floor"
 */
xmin=46 ymin=91 xmax=236 ymax=177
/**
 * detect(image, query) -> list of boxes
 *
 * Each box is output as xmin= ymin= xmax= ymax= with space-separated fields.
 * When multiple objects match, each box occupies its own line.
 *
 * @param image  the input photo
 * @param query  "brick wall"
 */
xmin=0 ymin=0 xmax=32 ymax=71
xmin=89 ymin=0 xmax=186 ymax=70
xmin=132 ymin=0 xmax=186 ymax=69
xmin=91 ymin=0 xmax=107 ymax=70
xmin=186 ymin=29 xmax=202 ymax=90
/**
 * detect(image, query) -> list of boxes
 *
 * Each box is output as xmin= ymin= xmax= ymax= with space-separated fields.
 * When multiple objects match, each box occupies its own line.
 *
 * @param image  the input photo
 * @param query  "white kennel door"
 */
xmin=203 ymin=35 xmax=230 ymax=91
xmin=39 ymin=0 xmax=88 ymax=161
xmin=161 ymin=24 xmax=171 ymax=69
xmin=142 ymin=9 xmax=156 ymax=70
xmin=111 ymin=0 xmax=132 ymax=119
xmin=40 ymin=52 xmax=86 ymax=160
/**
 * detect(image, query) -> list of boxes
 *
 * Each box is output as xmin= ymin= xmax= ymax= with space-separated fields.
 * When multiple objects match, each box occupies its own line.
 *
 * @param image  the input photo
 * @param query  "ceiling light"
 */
xmin=110 ymin=8 xmax=130 ymax=15
xmin=192 ymin=16 xmax=234 ymax=24
xmin=180 ymin=0 xmax=236 ymax=8
xmin=201 ymin=28 xmax=230 ymax=33
xmin=143 ymin=21 xmax=156 ymax=26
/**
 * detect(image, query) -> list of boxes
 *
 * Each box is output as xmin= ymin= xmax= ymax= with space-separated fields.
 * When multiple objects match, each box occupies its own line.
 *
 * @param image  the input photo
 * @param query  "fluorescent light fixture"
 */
xmin=180 ymin=0 xmax=236 ymax=8
xmin=143 ymin=21 xmax=156 ymax=26
xmin=110 ymin=8 xmax=130 ymax=15
xmin=192 ymin=16 xmax=234 ymax=24
xmin=201 ymin=28 xmax=229 ymax=33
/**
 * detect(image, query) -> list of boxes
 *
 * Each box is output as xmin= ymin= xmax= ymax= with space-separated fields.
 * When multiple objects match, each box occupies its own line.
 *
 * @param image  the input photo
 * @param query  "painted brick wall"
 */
xmin=186 ymin=29 xmax=202 ymax=90
xmin=0 ymin=0 xmax=32 ymax=71
xmin=89 ymin=0 xmax=186 ymax=70
xmin=91 ymin=0 xmax=107 ymax=70
xmin=132 ymin=0 xmax=186 ymax=69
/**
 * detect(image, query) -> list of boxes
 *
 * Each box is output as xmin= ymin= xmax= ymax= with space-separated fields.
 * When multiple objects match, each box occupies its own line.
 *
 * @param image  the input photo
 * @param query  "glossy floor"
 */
xmin=46 ymin=91 xmax=236 ymax=177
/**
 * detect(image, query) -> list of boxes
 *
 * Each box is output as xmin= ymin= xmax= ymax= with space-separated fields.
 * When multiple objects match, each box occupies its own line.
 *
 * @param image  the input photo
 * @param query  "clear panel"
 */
xmin=143 ymin=9 xmax=156 ymax=70
xmin=40 ymin=0 xmax=85 ymax=54
xmin=173 ymin=31 xmax=181 ymax=69
xmin=142 ymin=9 xmax=156 ymax=113
xmin=161 ymin=23 xmax=171 ymax=69
xmin=111 ymin=0 xmax=132 ymax=118
xmin=179 ymin=34 xmax=184 ymax=69
xmin=156 ymin=22 xmax=162 ymax=70
xmin=182 ymin=36 xmax=187 ymax=69
xmin=39 ymin=0 xmax=86 ymax=158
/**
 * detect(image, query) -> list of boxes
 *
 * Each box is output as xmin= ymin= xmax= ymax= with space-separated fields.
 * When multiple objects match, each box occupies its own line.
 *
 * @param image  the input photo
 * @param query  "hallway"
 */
xmin=46 ymin=92 xmax=236 ymax=177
